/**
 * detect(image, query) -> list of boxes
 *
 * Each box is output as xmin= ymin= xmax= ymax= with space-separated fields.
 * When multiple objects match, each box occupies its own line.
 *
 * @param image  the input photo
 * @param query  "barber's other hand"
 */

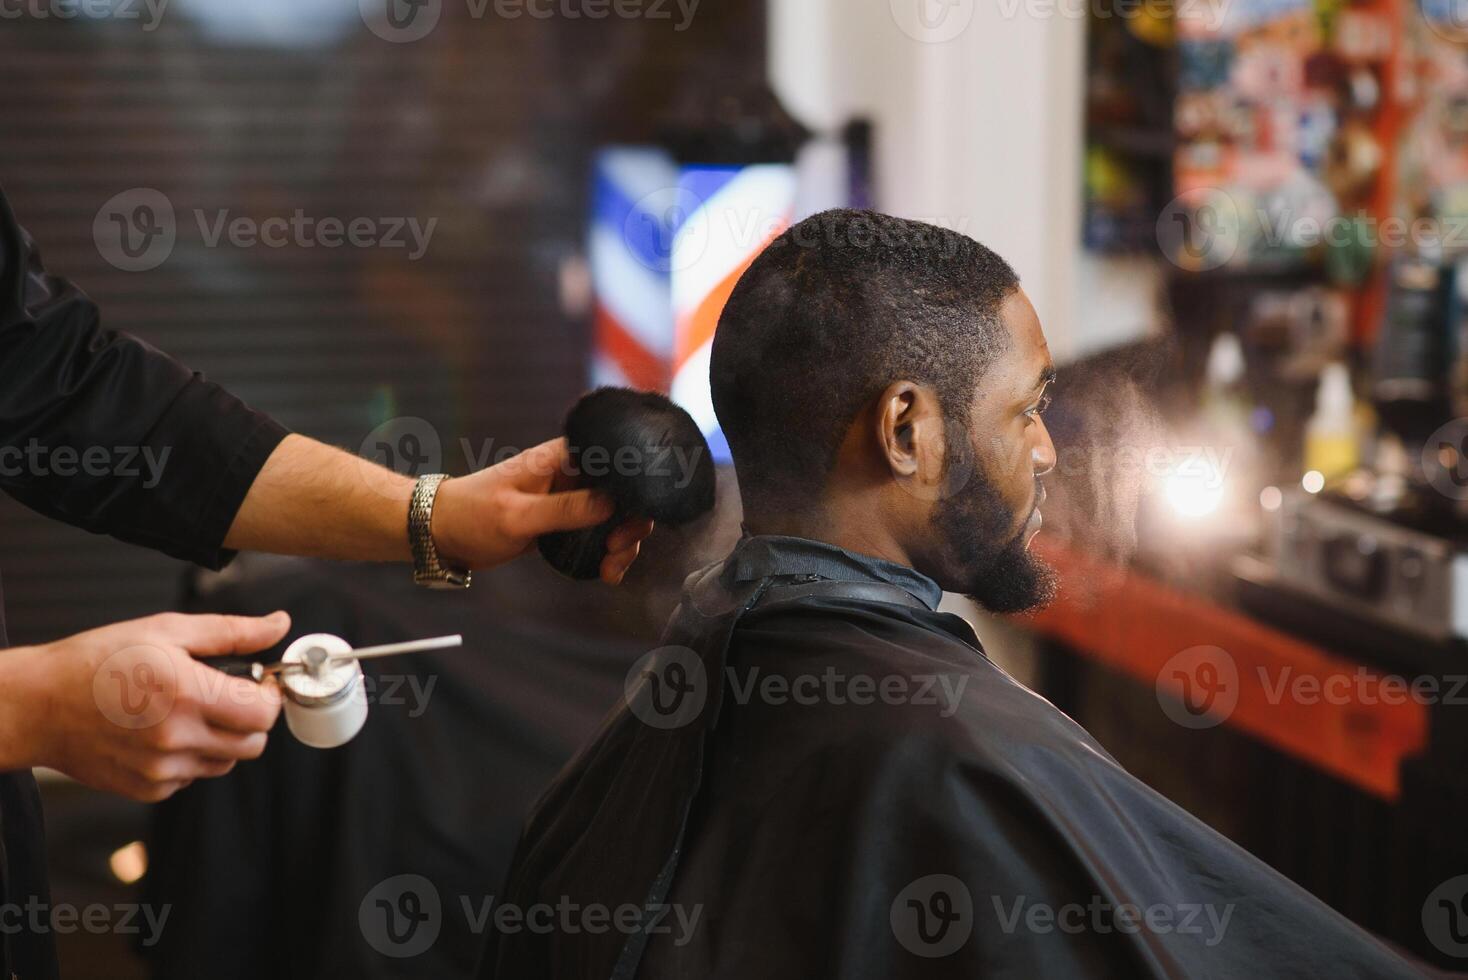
xmin=430 ymin=437 xmax=655 ymax=585
xmin=2 ymin=612 xmax=290 ymax=802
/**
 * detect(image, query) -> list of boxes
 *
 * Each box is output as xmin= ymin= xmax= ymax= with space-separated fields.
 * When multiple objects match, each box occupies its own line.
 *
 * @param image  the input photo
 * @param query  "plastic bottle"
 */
xmin=1201 ymin=332 xmax=1251 ymax=435
xmin=280 ymin=633 xmax=368 ymax=749
xmin=1304 ymin=362 xmax=1360 ymax=481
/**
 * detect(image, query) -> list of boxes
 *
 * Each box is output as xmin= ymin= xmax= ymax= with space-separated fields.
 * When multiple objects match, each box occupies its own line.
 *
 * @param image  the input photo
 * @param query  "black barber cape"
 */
xmin=482 ymin=534 xmax=1427 ymax=979
xmin=0 ymin=185 xmax=287 ymax=979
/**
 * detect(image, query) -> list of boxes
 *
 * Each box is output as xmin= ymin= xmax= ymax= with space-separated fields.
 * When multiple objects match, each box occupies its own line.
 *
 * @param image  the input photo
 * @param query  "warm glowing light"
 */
xmin=1164 ymin=462 xmax=1225 ymax=518
xmin=1259 ymin=486 xmax=1282 ymax=512
xmin=1302 ymin=470 xmax=1325 ymax=494
xmin=109 ymin=841 xmax=147 ymax=885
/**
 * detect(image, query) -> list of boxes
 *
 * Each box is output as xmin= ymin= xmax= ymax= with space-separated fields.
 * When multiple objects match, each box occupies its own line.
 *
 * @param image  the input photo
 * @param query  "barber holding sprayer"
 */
xmin=0 ymin=185 xmax=653 ymax=980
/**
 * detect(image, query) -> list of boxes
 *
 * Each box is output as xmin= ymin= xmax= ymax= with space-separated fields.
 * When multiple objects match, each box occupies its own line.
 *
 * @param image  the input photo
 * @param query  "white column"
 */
xmin=768 ymin=0 xmax=1157 ymax=363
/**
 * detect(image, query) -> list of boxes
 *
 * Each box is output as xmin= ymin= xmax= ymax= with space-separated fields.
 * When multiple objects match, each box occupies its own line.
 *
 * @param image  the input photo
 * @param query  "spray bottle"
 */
xmin=215 ymin=634 xmax=463 ymax=749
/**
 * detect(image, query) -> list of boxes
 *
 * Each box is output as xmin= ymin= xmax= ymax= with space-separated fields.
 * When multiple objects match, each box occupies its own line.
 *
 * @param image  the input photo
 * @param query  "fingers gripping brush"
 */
xmin=538 ymin=387 xmax=717 ymax=580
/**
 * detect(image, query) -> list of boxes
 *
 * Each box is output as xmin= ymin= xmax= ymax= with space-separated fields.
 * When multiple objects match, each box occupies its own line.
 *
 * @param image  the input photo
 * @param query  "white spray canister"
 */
xmin=279 ymin=633 xmax=369 ymax=749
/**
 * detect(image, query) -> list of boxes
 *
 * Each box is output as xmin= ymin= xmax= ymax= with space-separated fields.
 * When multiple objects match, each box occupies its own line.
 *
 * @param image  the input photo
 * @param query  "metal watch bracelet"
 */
xmin=409 ymin=473 xmax=472 ymax=589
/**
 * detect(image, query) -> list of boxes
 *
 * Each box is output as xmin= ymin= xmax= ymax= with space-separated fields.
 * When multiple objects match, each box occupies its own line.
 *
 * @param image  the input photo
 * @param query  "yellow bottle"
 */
xmin=1304 ymin=362 xmax=1360 ymax=481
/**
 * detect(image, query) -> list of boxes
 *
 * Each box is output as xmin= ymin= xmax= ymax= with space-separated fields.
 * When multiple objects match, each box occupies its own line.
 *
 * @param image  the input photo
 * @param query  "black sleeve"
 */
xmin=0 ymin=186 xmax=289 ymax=570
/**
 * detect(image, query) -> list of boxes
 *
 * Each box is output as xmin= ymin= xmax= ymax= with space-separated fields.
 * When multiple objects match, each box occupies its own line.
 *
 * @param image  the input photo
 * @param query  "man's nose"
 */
xmin=1032 ymin=419 xmax=1056 ymax=476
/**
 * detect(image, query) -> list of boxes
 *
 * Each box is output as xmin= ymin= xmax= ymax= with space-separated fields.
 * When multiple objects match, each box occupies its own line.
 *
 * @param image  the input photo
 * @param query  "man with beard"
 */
xmin=480 ymin=210 xmax=1427 ymax=978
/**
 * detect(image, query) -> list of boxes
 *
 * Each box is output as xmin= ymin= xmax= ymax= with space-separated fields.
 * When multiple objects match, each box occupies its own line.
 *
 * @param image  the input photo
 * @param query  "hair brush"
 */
xmin=538 ymin=387 xmax=716 ymax=580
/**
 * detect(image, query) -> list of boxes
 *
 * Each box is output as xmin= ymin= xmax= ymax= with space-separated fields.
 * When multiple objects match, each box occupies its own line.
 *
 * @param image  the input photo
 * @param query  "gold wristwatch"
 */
xmin=409 ymin=473 xmax=472 ymax=589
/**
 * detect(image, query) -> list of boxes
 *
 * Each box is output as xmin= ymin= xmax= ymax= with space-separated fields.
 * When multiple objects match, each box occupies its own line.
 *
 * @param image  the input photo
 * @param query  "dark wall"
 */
xmin=0 ymin=0 xmax=764 ymax=646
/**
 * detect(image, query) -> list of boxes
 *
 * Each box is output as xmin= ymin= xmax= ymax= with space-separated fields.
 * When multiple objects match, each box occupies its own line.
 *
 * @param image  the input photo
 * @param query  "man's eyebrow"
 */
xmin=1033 ymin=365 xmax=1057 ymax=393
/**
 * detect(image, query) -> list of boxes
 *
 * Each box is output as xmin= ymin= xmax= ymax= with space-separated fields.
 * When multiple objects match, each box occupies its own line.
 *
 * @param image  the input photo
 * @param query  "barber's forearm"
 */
xmin=0 ymin=646 xmax=46 ymax=772
xmin=224 ymin=432 xmax=652 ymax=582
xmin=223 ymin=434 xmax=413 ymax=562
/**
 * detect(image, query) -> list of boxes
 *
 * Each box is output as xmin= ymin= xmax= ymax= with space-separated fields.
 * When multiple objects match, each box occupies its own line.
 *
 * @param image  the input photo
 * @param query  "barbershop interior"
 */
xmin=4 ymin=0 xmax=1468 ymax=976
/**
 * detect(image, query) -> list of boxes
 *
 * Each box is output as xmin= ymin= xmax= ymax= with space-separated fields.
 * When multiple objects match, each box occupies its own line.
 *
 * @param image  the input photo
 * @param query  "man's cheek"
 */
xmin=974 ymin=436 xmax=1030 ymax=503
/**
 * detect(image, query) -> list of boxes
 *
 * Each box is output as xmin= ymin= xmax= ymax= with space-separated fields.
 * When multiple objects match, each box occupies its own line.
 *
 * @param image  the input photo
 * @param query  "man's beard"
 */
xmin=929 ymin=452 xmax=1057 ymax=614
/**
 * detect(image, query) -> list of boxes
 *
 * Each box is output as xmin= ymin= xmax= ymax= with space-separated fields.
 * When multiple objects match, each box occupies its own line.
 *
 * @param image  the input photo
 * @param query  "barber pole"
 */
xmin=670 ymin=164 xmax=799 ymax=462
xmin=589 ymin=147 xmax=681 ymax=391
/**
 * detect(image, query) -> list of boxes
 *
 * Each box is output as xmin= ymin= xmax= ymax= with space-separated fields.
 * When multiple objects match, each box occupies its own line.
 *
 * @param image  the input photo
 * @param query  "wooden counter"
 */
xmin=1015 ymin=540 xmax=1430 ymax=800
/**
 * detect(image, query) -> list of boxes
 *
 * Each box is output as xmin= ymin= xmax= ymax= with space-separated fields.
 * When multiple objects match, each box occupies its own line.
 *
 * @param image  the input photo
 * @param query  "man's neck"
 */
xmin=743 ymin=502 xmax=915 ymax=573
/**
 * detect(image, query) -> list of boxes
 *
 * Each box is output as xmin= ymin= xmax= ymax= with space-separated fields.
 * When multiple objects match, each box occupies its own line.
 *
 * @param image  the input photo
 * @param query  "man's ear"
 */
xmin=874 ymin=381 xmax=946 ymax=486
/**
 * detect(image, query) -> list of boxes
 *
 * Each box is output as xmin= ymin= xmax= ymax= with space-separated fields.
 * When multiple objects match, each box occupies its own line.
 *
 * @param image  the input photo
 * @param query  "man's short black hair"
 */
xmin=710 ymin=208 xmax=1020 ymax=511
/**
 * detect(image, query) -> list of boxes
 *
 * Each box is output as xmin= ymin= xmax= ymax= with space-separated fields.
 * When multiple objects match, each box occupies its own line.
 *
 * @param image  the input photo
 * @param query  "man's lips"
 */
xmin=1025 ymin=486 xmax=1047 ymax=537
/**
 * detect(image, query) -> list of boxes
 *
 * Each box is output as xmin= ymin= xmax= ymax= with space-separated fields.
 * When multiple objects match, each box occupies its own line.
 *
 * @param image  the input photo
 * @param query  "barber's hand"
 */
xmin=431 ymin=437 xmax=655 ymax=585
xmin=2 ymin=611 xmax=290 ymax=802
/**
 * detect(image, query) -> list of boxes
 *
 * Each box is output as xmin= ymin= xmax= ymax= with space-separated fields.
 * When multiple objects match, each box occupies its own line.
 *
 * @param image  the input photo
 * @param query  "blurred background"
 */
xmin=4 ymin=0 xmax=1468 ymax=974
